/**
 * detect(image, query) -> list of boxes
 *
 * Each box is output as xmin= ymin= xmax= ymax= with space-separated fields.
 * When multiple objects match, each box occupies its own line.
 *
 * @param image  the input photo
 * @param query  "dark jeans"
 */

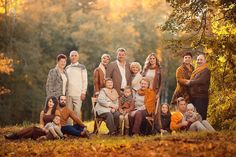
xmin=98 ymin=111 xmax=120 ymax=133
xmin=190 ymin=97 xmax=209 ymax=120
xmin=61 ymin=124 xmax=84 ymax=136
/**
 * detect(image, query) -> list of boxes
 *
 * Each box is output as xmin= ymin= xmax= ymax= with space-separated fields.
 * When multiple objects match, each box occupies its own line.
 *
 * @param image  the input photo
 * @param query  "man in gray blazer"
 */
xmin=106 ymin=48 xmax=132 ymax=96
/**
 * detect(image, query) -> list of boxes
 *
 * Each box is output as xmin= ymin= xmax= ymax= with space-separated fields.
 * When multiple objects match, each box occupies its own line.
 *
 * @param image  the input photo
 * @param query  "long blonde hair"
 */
xmin=143 ymin=53 xmax=161 ymax=73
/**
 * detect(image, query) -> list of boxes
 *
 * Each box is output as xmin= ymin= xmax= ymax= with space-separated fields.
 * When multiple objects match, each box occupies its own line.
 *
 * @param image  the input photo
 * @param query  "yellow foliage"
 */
xmin=0 ymin=53 xmax=14 ymax=75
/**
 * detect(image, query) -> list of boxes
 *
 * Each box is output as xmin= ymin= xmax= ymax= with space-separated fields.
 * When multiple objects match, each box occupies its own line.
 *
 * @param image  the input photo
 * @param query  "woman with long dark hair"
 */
xmin=5 ymin=96 xmax=60 ymax=140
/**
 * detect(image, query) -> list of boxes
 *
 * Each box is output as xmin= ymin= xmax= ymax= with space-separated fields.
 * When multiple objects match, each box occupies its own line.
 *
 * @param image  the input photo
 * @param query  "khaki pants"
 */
xmin=67 ymin=96 xmax=82 ymax=124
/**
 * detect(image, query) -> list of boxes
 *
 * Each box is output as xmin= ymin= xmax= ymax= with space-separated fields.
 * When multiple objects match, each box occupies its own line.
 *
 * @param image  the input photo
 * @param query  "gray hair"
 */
xmin=69 ymin=50 xmax=79 ymax=57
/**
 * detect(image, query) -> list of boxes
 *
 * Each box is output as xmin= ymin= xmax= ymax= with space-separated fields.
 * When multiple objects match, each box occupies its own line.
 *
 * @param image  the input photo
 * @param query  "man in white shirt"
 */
xmin=106 ymin=48 xmax=132 ymax=96
xmin=66 ymin=50 xmax=88 ymax=121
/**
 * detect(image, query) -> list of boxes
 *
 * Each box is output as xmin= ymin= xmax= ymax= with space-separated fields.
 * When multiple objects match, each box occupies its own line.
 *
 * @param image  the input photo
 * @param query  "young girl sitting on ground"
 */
xmin=118 ymin=86 xmax=134 ymax=135
xmin=183 ymin=103 xmax=215 ymax=132
xmin=159 ymin=103 xmax=172 ymax=134
xmin=38 ymin=115 xmax=64 ymax=140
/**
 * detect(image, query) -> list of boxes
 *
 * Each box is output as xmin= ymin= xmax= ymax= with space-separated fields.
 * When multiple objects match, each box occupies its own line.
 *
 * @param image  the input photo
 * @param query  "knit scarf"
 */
xmin=137 ymin=88 xmax=156 ymax=114
xmin=120 ymin=95 xmax=133 ymax=104
xmin=103 ymin=88 xmax=119 ymax=101
xmin=190 ymin=63 xmax=208 ymax=80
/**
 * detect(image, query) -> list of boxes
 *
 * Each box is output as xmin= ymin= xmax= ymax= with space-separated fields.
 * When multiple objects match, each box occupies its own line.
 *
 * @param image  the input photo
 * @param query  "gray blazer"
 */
xmin=106 ymin=61 xmax=131 ymax=96
xmin=46 ymin=67 xmax=68 ymax=98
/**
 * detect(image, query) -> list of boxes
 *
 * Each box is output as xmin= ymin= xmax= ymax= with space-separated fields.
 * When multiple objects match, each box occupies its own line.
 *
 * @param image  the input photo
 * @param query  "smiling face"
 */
xmin=117 ymin=51 xmax=126 ymax=62
xmin=124 ymin=88 xmax=132 ymax=97
xmin=57 ymin=58 xmax=67 ymax=69
xmin=140 ymin=79 xmax=149 ymax=90
xmin=101 ymin=56 xmax=110 ymax=66
xmin=48 ymin=99 xmax=54 ymax=108
xmin=70 ymin=51 xmax=79 ymax=64
xmin=53 ymin=116 xmax=61 ymax=125
xmin=59 ymin=96 xmax=67 ymax=107
xmin=161 ymin=104 xmax=169 ymax=114
xmin=187 ymin=108 xmax=194 ymax=115
xmin=197 ymin=54 xmax=206 ymax=67
xmin=149 ymin=55 xmax=157 ymax=66
xmin=183 ymin=55 xmax=192 ymax=65
xmin=131 ymin=65 xmax=140 ymax=74
xmin=178 ymin=100 xmax=187 ymax=113
xmin=105 ymin=80 xmax=113 ymax=89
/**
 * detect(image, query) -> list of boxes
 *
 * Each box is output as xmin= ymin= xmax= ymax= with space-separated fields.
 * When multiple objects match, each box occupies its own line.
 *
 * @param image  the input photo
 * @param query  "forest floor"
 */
xmin=0 ymin=121 xmax=235 ymax=157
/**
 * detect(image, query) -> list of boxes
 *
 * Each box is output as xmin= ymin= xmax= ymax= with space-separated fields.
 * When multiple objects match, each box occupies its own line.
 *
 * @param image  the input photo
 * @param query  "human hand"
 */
xmin=182 ymin=121 xmax=188 ymax=126
xmin=81 ymin=93 xmax=86 ymax=101
xmin=186 ymin=80 xmax=190 ymax=85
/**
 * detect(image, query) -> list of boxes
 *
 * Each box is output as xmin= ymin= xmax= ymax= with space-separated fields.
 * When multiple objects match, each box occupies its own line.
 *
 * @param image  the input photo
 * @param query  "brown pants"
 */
xmin=16 ymin=126 xmax=46 ymax=140
xmin=129 ymin=110 xmax=147 ymax=135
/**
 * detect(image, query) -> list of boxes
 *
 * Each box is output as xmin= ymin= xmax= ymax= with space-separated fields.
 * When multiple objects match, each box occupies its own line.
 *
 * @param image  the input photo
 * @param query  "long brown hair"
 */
xmin=143 ymin=53 xmax=161 ymax=73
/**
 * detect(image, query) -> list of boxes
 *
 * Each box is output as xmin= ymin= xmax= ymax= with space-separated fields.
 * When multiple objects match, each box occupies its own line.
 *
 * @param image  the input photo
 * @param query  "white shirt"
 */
xmin=60 ymin=72 xmax=67 ymax=95
xmin=116 ymin=60 xmax=127 ymax=89
xmin=145 ymin=69 xmax=156 ymax=90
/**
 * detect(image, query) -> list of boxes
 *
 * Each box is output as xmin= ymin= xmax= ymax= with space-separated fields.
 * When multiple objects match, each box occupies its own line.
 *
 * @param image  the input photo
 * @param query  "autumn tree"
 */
xmin=162 ymin=0 xmax=236 ymax=129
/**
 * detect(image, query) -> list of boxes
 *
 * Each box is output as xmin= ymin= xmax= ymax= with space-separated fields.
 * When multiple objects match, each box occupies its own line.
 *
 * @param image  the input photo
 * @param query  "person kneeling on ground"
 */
xmin=58 ymin=95 xmax=89 ymax=138
xmin=182 ymin=103 xmax=215 ymax=132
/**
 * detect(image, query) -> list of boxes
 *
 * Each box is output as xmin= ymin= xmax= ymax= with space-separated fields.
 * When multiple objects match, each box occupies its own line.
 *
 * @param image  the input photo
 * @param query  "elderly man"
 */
xmin=106 ymin=48 xmax=131 ymax=96
xmin=186 ymin=54 xmax=211 ymax=120
xmin=66 ymin=50 xmax=88 ymax=120
xmin=171 ymin=52 xmax=194 ymax=106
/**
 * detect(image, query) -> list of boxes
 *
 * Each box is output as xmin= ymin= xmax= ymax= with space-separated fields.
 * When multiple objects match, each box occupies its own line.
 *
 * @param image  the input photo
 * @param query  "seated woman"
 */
xmin=95 ymin=78 xmax=120 ymax=135
xmin=129 ymin=77 xmax=156 ymax=135
xmin=5 ymin=96 xmax=60 ymax=140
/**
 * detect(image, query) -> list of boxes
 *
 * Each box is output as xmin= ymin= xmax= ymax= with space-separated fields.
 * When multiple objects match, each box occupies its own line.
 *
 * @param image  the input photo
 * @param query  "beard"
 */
xmin=59 ymin=102 xmax=66 ymax=107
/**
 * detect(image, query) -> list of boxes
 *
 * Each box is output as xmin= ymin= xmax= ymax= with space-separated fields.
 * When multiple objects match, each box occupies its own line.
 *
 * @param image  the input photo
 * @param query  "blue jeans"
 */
xmin=61 ymin=124 xmax=84 ymax=136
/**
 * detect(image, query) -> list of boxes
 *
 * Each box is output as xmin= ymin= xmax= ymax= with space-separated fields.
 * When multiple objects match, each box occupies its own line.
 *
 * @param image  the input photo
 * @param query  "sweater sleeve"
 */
xmin=69 ymin=109 xmax=86 ymax=127
xmin=39 ymin=111 xmax=45 ymax=128
xmin=97 ymin=89 xmax=111 ymax=108
xmin=82 ymin=68 xmax=88 ymax=94
xmin=170 ymin=112 xmax=183 ymax=131
xmin=176 ymin=67 xmax=188 ymax=86
xmin=46 ymin=69 xmax=56 ymax=97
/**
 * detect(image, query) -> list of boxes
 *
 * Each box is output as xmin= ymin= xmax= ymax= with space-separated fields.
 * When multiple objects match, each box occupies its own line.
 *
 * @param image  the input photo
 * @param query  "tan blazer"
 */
xmin=106 ymin=61 xmax=131 ymax=96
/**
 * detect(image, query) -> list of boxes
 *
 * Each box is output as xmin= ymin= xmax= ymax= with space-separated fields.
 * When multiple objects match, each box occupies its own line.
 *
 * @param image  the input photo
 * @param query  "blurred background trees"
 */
xmin=0 ymin=0 xmax=235 ymax=130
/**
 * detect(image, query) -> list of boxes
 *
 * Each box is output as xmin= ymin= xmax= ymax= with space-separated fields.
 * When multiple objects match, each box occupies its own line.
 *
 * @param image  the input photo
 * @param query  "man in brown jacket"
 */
xmin=58 ymin=95 xmax=89 ymax=137
xmin=186 ymin=54 xmax=211 ymax=120
xmin=106 ymin=48 xmax=132 ymax=96
xmin=171 ymin=52 xmax=194 ymax=106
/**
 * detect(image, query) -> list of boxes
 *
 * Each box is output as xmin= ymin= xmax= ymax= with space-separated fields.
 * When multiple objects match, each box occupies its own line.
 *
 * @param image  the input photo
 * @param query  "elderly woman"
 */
xmin=46 ymin=54 xmax=68 ymax=98
xmin=95 ymin=78 xmax=120 ymax=135
xmin=142 ymin=53 xmax=162 ymax=98
xmin=130 ymin=62 xmax=142 ymax=92
xmin=93 ymin=54 xmax=111 ymax=96
xmin=129 ymin=77 xmax=156 ymax=135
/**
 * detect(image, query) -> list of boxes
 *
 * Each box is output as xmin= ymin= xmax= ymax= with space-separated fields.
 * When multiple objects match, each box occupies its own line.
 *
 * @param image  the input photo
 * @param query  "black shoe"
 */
xmin=4 ymin=133 xmax=19 ymax=140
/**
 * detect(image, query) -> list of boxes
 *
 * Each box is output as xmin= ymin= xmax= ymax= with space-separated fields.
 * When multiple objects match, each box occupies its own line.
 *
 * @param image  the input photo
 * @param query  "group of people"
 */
xmin=5 ymin=48 xmax=215 ymax=140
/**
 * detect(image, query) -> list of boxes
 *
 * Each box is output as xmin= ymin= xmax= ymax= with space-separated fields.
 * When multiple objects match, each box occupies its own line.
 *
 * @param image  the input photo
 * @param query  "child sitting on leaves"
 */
xmin=118 ymin=86 xmax=134 ymax=135
xmin=182 ymin=103 xmax=215 ymax=131
xmin=155 ymin=103 xmax=171 ymax=134
xmin=38 ymin=115 xmax=64 ymax=140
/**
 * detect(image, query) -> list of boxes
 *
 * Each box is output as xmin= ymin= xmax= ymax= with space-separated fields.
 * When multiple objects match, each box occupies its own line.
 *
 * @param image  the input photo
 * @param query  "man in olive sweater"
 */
xmin=58 ymin=95 xmax=88 ymax=137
